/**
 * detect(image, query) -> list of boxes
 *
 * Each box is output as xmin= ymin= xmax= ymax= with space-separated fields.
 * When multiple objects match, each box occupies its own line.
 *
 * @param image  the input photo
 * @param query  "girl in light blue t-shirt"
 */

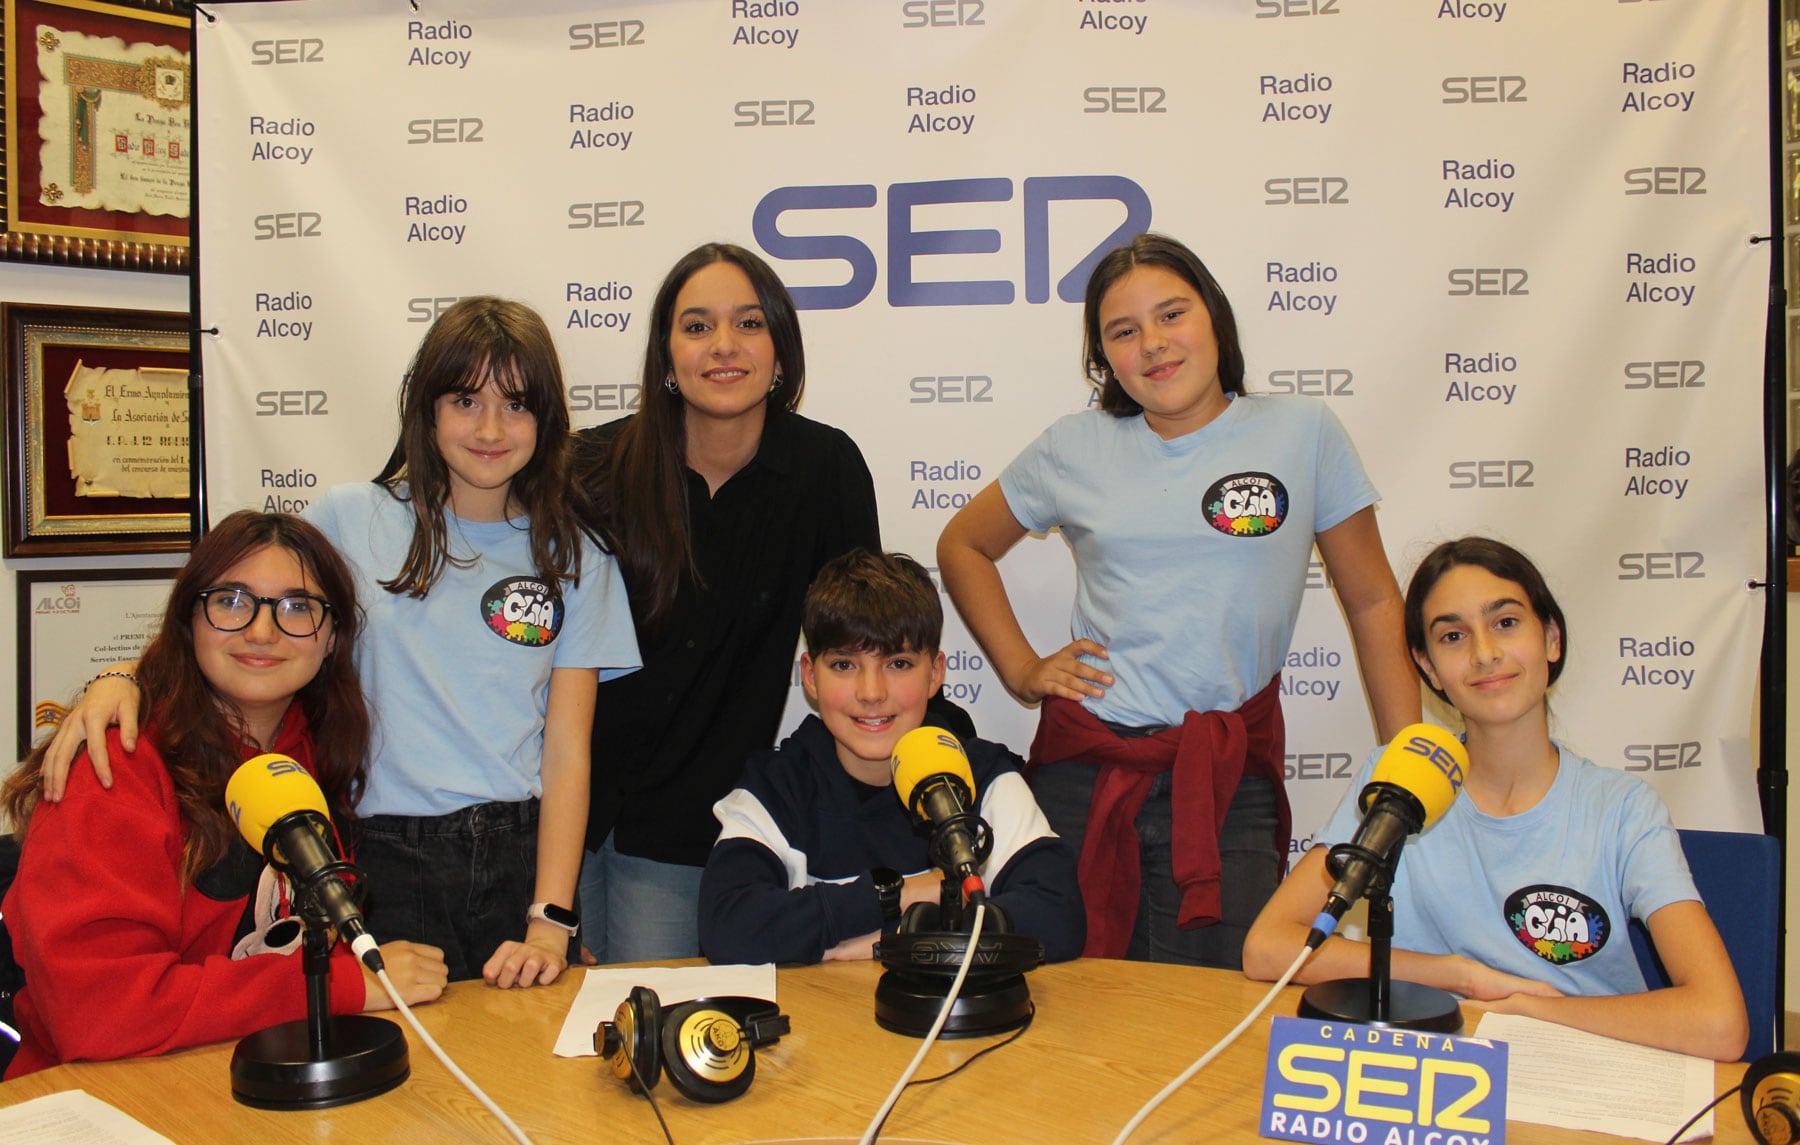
xmin=1244 ymin=537 xmax=1747 ymax=1061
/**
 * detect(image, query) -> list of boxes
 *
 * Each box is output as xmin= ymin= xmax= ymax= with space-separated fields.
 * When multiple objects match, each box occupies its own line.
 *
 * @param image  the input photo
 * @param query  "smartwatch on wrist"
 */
xmin=870 ymin=867 xmax=904 ymax=924
xmin=527 ymin=901 xmax=580 ymax=938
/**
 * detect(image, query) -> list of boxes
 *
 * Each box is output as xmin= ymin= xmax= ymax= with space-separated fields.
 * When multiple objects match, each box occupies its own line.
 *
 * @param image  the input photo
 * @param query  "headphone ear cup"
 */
xmin=898 ymin=901 xmax=940 ymax=933
xmin=1744 ymin=1052 xmax=1800 ymax=1145
xmin=659 ymin=1001 xmax=756 ymax=1104
xmin=619 ymin=985 xmax=664 ymax=1093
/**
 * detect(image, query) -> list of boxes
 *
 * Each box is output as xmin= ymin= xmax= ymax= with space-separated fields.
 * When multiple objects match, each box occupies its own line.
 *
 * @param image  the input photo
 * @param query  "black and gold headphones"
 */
xmin=594 ymin=986 xmax=790 ymax=1103
xmin=1744 ymin=1053 xmax=1800 ymax=1145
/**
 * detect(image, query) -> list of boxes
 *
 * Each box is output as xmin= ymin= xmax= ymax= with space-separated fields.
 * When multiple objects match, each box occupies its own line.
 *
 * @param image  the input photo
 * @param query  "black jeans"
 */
xmin=356 ymin=799 xmax=538 ymax=982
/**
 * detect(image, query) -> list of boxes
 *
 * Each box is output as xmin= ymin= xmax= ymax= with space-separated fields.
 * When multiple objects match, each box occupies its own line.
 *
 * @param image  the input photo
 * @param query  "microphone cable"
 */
xmin=1108 ymin=940 xmax=1315 ymax=1145
xmin=374 ymin=967 xmax=537 ymax=1145
xmin=857 ymin=902 xmax=988 ymax=1145
xmin=865 ymin=1009 xmax=1034 ymax=1144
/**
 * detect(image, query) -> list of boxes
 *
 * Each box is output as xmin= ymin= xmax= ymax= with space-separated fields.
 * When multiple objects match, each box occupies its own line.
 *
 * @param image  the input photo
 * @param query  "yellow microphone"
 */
xmin=891 ymin=726 xmax=992 ymax=899
xmin=226 ymin=754 xmax=382 ymax=969
xmin=1311 ymin=724 xmax=1469 ymax=943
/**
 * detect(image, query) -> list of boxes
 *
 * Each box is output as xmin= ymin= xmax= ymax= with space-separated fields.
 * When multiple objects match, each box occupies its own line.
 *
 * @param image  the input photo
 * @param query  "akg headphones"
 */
xmin=594 ymin=986 xmax=790 ymax=1104
xmin=1744 ymin=1053 xmax=1800 ymax=1145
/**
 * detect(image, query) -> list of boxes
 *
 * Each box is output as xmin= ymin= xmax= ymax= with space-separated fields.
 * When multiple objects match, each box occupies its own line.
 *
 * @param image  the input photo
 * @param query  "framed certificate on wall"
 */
xmin=16 ymin=566 xmax=172 ymax=758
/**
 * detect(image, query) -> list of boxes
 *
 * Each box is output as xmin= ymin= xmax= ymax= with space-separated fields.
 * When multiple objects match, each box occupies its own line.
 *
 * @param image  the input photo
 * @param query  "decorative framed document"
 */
xmin=2 ymin=301 xmax=192 ymax=556
xmin=16 ymin=566 xmax=173 ymax=758
xmin=1 ymin=0 xmax=191 ymax=272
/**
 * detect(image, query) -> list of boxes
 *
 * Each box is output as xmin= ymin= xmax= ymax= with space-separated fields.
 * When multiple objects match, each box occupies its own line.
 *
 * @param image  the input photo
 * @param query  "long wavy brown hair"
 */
xmin=374 ymin=296 xmax=598 ymax=597
xmin=584 ymin=243 xmax=806 ymax=633
xmin=3 ymin=512 xmax=371 ymax=886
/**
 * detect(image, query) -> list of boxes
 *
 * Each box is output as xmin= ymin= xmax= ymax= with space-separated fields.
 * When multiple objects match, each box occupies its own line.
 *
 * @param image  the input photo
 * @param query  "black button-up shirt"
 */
xmin=578 ymin=410 xmax=880 ymax=866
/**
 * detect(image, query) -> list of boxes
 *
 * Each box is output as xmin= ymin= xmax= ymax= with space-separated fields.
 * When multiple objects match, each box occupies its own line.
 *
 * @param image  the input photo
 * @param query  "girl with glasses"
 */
xmin=1 ymin=512 xmax=447 ymax=1076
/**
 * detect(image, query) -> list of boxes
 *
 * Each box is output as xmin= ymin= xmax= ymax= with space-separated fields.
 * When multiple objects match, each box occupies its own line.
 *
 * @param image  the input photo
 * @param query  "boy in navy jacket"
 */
xmin=698 ymin=550 xmax=1084 ymax=965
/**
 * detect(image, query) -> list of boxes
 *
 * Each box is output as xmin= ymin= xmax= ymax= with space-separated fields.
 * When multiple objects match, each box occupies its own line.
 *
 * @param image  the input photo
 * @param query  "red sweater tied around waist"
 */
xmin=1026 ymin=676 xmax=1291 ymax=959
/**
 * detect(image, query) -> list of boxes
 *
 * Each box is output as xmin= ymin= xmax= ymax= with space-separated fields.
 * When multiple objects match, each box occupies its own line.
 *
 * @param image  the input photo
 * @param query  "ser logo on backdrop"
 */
xmin=1284 ymin=750 xmax=1353 ymax=780
xmin=1623 ymin=742 xmax=1702 ymax=771
xmin=1618 ymin=551 xmax=1705 ymax=580
xmin=250 ymin=38 xmax=323 ymax=65
xmin=407 ymin=117 xmax=483 ymax=144
xmin=1624 ymin=359 xmax=1705 ymax=389
xmin=1623 ymin=166 xmax=1706 ymax=195
xmin=753 ymin=175 xmax=1151 ymax=309
xmin=1447 ymin=267 xmax=1528 ymax=296
xmin=253 ymin=212 xmax=322 ymax=240
xmin=735 ymin=99 xmax=815 ymax=127
xmin=567 ymin=19 xmax=646 ymax=49
xmin=902 ymin=0 xmax=984 ymax=28
xmin=909 ymin=375 xmax=992 ymax=403
xmin=407 ymin=296 xmax=470 ymax=323
xmin=1448 ymin=459 xmax=1535 ymax=489
xmin=1084 ymin=87 xmax=1165 ymax=114
xmin=1266 ymin=368 xmax=1353 ymax=397
xmin=1442 ymin=75 xmax=1527 ymax=103
xmin=1254 ymin=0 xmax=1341 ymax=16
xmin=1264 ymin=177 xmax=1348 ymax=205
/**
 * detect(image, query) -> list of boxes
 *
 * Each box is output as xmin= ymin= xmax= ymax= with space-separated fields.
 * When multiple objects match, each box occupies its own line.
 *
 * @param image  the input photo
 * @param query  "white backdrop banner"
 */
xmin=196 ymin=0 xmax=1771 ymax=854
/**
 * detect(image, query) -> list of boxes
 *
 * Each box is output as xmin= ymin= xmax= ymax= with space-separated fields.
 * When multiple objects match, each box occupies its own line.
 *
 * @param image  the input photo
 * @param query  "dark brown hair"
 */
xmin=1081 ymin=233 xmax=1246 ymax=416
xmin=374 ymin=296 xmax=592 ymax=597
xmin=802 ymin=549 xmax=941 ymax=657
xmin=1404 ymin=536 xmax=1568 ymax=704
xmin=4 ymin=512 xmax=370 ymax=885
xmin=589 ymin=243 xmax=806 ymax=632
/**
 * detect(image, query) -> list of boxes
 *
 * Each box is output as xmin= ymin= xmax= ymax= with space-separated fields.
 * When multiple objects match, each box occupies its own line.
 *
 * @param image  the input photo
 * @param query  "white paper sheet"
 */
xmin=1475 ymin=1012 xmax=1718 ymax=1142
xmin=552 ymin=963 xmax=778 ymax=1057
xmin=0 ymin=1090 xmax=175 ymax=1144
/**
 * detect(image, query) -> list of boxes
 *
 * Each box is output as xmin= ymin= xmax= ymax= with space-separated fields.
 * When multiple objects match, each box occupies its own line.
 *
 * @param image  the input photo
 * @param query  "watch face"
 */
xmin=538 ymin=902 xmax=579 ymax=929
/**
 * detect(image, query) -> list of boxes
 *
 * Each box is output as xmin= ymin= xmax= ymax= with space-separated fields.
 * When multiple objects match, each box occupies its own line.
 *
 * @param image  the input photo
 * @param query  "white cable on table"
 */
xmin=1109 ymin=943 xmax=1313 ymax=1145
xmin=377 ymin=967 xmax=536 ymax=1145
xmin=856 ymin=902 xmax=988 ymax=1145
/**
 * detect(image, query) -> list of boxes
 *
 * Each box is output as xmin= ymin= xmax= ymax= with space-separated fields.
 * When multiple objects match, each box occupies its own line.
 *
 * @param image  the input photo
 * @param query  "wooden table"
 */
xmin=0 ymin=959 xmax=1756 ymax=1144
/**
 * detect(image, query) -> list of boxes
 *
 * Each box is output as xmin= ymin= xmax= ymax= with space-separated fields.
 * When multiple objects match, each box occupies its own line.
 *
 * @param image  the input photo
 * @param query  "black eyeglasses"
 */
xmin=195 ymin=588 xmax=333 ymax=637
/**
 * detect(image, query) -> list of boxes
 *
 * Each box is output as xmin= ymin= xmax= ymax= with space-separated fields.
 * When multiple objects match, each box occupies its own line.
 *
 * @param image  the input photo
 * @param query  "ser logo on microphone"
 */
xmin=1401 ymin=733 xmax=1465 ymax=788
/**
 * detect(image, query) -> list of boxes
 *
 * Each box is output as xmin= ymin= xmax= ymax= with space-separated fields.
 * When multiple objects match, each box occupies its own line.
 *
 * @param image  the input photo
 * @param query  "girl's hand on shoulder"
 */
xmin=361 ymin=941 xmax=449 ymax=1011
xmin=43 ymin=667 xmax=143 ymax=801
xmin=483 ymin=925 xmax=572 ymax=988
xmin=1014 ymin=639 xmax=1112 ymax=704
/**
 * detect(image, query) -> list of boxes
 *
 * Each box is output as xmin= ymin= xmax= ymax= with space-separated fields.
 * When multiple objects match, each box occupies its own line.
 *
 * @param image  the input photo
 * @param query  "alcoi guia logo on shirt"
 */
xmin=1205 ymin=471 xmax=1289 ymax=537
xmin=482 ymin=577 xmax=563 ymax=646
xmin=1506 ymin=884 xmax=1609 ymax=964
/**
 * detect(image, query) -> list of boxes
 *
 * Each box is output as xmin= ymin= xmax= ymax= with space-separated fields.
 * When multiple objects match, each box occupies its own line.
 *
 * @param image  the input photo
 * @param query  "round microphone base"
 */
xmin=1297 ymin=978 xmax=1464 ymax=1034
xmin=230 ymin=1014 xmax=410 ymax=1109
xmin=874 ymin=969 xmax=1034 ymax=1039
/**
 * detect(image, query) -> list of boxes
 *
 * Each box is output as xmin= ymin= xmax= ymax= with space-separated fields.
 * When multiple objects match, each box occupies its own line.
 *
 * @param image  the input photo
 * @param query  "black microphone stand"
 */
xmin=873 ymin=868 xmax=1039 ymax=1039
xmin=1298 ymin=838 xmax=1464 ymax=1033
xmin=229 ymin=881 xmax=410 ymax=1108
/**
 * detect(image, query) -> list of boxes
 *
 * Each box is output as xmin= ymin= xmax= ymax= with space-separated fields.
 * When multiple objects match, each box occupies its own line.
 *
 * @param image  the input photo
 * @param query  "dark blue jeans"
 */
xmin=1030 ymin=762 xmax=1280 ymax=970
xmin=355 ymin=799 xmax=538 ymax=983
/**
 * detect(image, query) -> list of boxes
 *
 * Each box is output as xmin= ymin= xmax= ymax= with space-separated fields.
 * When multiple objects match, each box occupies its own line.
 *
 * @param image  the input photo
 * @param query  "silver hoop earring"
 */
xmin=663 ymin=373 xmax=679 ymax=395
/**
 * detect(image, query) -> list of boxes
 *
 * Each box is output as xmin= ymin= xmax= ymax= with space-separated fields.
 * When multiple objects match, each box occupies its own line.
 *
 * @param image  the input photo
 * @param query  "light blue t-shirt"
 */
xmin=998 ymin=395 xmax=1377 ymax=726
xmin=307 ymin=483 xmax=641 ymax=816
xmin=1318 ymin=742 xmax=1698 ymax=996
